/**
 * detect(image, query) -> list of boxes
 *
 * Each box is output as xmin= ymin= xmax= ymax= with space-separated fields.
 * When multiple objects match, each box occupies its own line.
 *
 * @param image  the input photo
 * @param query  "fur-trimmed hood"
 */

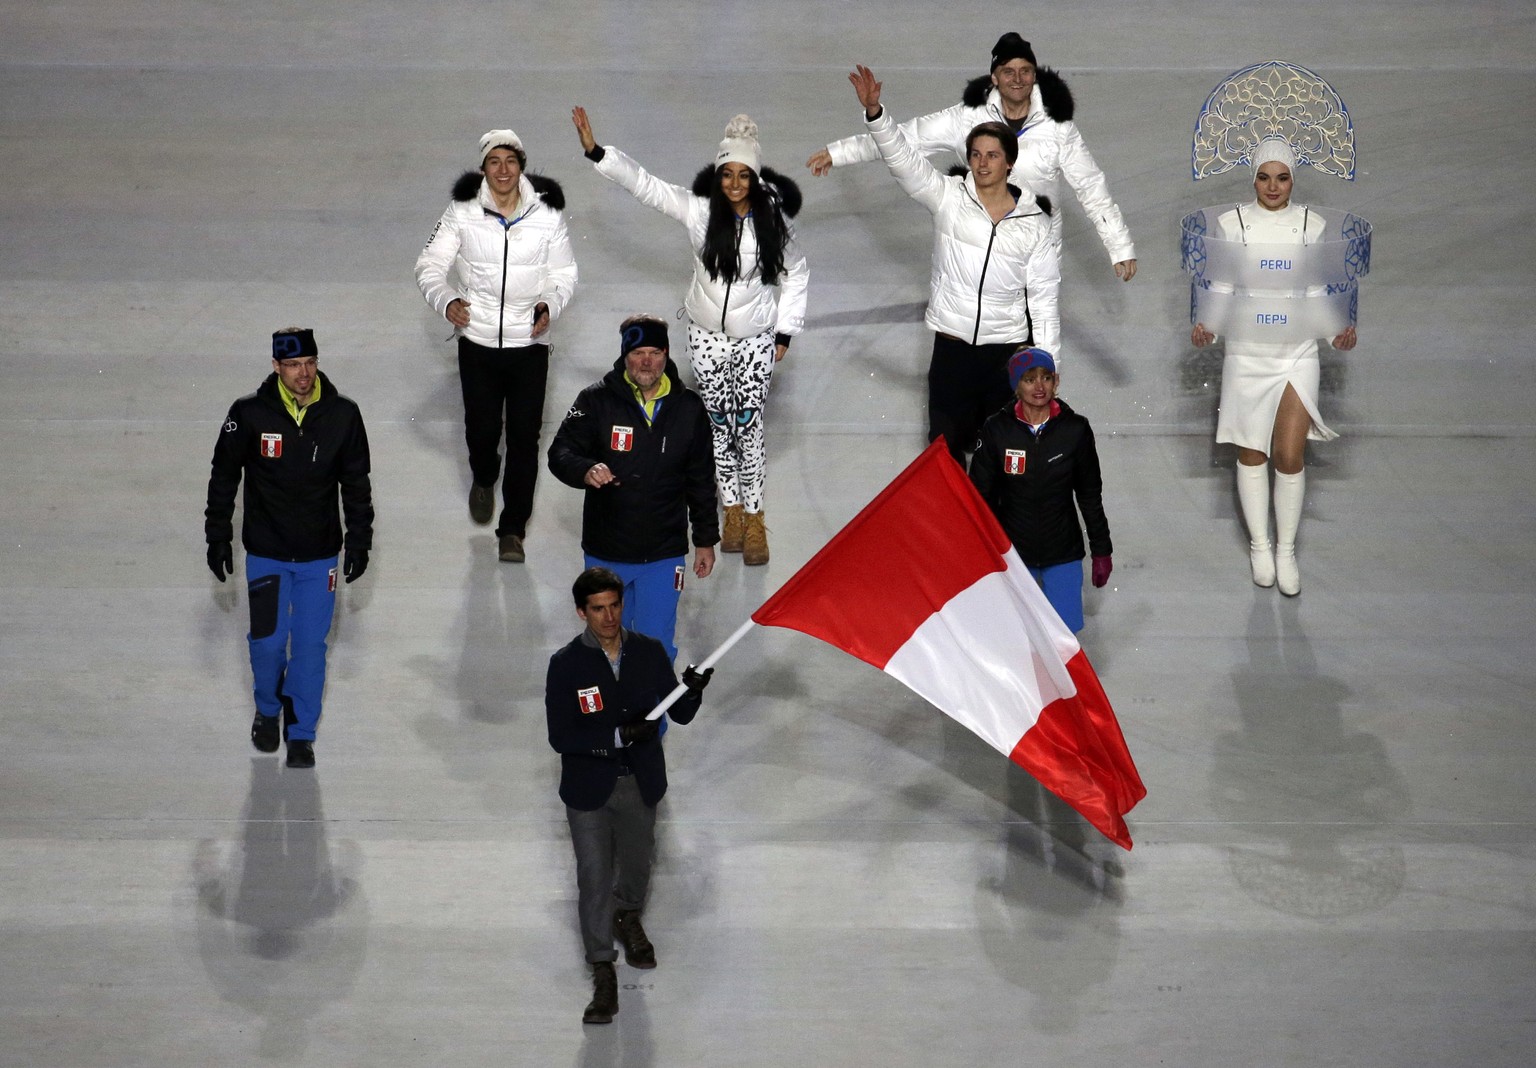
xmin=961 ymin=66 xmax=1074 ymax=122
xmin=689 ymin=165 xmax=802 ymax=218
xmin=451 ymin=170 xmax=566 ymax=211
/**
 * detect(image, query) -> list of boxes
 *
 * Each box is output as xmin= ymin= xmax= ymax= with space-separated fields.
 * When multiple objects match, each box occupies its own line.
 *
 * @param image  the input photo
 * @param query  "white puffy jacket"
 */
xmin=828 ymin=69 xmax=1134 ymax=265
xmin=415 ymin=172 xmax=578 ymax=349
xmin=592 ymin=146 xmax=808 ymax=340
xmin=868 ymin=109 xmax=1060 ymax=356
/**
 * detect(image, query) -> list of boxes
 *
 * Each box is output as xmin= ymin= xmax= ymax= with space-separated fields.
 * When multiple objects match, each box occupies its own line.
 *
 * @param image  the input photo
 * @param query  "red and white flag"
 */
xmin=751 ymin=441 xmax=1146 ymax=848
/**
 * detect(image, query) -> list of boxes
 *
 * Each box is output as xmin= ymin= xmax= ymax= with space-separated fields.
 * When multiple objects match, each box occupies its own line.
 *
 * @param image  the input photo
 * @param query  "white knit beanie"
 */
xmin=478 ymin=129 xmax=524 ymax=165
xmin=714 ymin=115 xmax=761 ymax=173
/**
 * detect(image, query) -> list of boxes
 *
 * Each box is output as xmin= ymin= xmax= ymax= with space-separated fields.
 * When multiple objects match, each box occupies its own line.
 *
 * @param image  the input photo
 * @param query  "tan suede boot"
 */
xmin=743 ymin=511 xmax=769 ymax=566
xmin=720 ymin=504 xmax=746 ymax=553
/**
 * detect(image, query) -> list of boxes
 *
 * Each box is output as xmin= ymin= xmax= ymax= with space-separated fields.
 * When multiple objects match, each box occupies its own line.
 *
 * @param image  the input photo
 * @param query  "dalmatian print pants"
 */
xmin=686 ymin=323 xmax=775 ymax=512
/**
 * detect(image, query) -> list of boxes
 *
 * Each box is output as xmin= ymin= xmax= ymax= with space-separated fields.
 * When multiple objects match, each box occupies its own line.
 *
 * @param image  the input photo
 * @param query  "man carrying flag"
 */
xmin=546 ymin=567 xmax=714 ymax=1024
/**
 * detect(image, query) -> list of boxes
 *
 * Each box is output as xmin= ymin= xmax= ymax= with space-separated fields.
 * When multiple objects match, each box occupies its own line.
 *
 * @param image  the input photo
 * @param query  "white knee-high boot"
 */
xmin=1272 ymin=469 xmax=1305 ymax=596
xmin=1235 ymin=462 xmax=1275 ymax=588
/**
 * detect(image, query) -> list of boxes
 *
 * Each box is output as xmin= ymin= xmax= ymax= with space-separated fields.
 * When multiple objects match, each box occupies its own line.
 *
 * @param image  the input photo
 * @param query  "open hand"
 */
xmin=571 ymin=106 xmax=597 ymax=153
xmin=849 ymin=65 xmax=882 ymax=118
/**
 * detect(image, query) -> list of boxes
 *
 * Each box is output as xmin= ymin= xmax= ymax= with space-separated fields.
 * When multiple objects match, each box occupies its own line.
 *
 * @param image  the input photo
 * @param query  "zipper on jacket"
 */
xmin=972 ymin=225 xmax=998 ymax=345
xmin=966 ymin=187 xmax=1037 ymax=346
xmin=720 ymin=217 xmax=745 ymax=333
xmin=488 ymin=201 xmax=533 ymax=349
xmin=499 ymin=229 xmax=509 ymax=348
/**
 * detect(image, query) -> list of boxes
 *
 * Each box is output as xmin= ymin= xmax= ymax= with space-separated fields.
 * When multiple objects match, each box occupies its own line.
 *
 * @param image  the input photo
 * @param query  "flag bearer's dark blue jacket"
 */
xmin=547 ymin=356 xmax=718 ymax=563
xmin=968 ymin=397 xmax=1111 ymax=568
xmin=545 ymin=627 xmax=701 ymax=810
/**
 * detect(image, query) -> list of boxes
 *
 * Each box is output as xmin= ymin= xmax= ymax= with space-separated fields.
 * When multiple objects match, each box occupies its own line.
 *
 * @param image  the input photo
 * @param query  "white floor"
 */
xmin=3 ymin=3 xmax=1534 ymax=1065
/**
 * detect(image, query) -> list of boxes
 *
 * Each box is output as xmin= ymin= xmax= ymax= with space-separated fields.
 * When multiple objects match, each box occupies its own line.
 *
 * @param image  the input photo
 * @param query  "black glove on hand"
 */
xmin=619 ymin=718 xmax=660 ymax=746
xmin=343 ymin=549 xmax=369 ymax=583
xmin=682 ymin=665 xmax=714 ymax=693
xmin=207 ymin=541 xmax=233 ymax=582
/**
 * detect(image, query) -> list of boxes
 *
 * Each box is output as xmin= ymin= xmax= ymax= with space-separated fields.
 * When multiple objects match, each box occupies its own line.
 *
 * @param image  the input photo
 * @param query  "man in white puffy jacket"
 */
xmin=811 ymin=33 xmax=1136 ymax=290
xmin=851 ymin=64 xmax=1059 ymax=463
xmin=415 ymin=129 xmax=578 ymax=563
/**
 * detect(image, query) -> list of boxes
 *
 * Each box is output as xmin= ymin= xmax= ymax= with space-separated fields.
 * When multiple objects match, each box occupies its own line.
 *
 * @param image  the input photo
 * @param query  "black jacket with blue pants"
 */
xmin=548 ymin=356 xmax=718 ymax=662
xmin=968 ymin=396 xmax=1110 ymax=631
xmin=205 ymin=371 xmax=373 ymax=742
xmin=546 ymin=627 xmax=701 ymax=963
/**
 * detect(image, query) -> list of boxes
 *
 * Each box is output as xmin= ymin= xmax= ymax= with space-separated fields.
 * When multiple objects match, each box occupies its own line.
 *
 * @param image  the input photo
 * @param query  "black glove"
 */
xmin=618 ymin=718 xmax=660 ymax=746
xmin=682 ymin=665 xmax=713 ymax=693
xmin=207 ymin=541 xmax=233 ymax=582
xmin=343 ymin=549 xmax=369 ymax=583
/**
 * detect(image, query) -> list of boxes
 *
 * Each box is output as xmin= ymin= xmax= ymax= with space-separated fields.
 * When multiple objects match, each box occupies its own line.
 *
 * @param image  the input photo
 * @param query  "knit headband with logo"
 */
xmin=620 ymin=319 xmax=670 ymax=356
xmin=272 ymin=328 xmax=318 ymax=361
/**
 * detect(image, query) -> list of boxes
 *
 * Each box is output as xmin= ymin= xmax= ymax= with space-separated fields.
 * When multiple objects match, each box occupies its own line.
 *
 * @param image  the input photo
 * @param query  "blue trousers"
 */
xmin=1030 ymin=559 xmax=1085 ymax=633
xmin=584 ymin=554 xmax=685 ymax=663
xmin=246 ymin=554 xmax=337 ymax=742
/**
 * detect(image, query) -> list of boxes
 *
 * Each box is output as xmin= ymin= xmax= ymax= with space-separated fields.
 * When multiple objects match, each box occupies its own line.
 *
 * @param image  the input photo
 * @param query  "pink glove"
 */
xmin=1091 ymin=555 xmax=1113 ymax=588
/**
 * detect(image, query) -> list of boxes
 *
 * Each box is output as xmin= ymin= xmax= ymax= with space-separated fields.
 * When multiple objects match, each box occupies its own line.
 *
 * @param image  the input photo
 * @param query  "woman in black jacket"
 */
xmin=968 ymin=346 xmax=1112 ymax=632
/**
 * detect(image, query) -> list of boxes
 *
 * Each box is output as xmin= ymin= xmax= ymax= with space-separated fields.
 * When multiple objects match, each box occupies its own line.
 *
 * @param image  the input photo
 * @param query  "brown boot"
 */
xmin=582 ymin=960 xmax=618 ymax=1024
xmin=742 ymin=511 xmax=769 ymax=566
xmin=720 ymin=504 xmax=746 ymax=553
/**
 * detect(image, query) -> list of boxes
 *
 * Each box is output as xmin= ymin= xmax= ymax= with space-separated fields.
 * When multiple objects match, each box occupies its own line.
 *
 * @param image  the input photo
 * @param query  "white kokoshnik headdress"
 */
xmin=1182 ymin=61 xmax=1370 ymax=342
xmin=1191 ymin=61 xmax=1355 ymax=181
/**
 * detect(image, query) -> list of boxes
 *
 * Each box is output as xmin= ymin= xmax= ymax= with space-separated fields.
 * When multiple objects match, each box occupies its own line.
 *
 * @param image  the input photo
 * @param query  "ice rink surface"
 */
xmin=2 ymin=2 xmax=1533 ymax=1065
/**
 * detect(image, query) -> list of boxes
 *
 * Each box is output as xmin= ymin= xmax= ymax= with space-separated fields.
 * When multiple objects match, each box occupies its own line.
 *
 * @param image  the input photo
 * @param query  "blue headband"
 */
xmin=272 ymin=329 xmax=318 ymax=361
xmin=620 ymin=319 xmax=669 ymax=357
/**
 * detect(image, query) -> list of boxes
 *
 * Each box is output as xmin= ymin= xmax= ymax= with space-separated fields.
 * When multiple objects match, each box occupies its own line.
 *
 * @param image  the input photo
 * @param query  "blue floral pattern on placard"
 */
xmin=1181 ymin=209 xmax=1208 ymax=281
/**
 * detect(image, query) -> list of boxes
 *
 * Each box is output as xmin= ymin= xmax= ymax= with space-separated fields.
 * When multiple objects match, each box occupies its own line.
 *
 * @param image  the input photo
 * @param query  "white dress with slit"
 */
xmin=1213 ymin=200 xmax=1338 ymax=451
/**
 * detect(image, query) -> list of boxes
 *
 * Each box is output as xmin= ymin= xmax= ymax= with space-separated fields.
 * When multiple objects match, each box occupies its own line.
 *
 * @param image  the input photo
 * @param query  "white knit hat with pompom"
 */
xmin=714 ymin=115 xmax=761 ymax=173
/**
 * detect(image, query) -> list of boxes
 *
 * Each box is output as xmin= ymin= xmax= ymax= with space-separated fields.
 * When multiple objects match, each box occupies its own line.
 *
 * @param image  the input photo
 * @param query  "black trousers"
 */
xmin=458 ymin=338 xmax=549 ymax=537
xmin=927 ymin=333 xmax=1022 ymax=463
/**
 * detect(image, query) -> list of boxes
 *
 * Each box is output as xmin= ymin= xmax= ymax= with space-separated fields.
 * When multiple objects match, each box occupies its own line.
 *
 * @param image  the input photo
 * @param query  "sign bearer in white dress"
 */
xmin=1185 ymin=62 xmax=1372 ymax=597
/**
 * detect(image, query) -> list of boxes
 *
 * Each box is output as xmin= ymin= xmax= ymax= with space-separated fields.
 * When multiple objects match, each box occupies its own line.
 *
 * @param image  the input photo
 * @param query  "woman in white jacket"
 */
xmin=812 ymin=33 xmax=1135 ymax=288
xmin=1191 ymin=138 xmax=1358 ymax=596
xmin=849 ymin=64 xmax=1059 ymax=462
xmin=572 ymin=107 xmax=808 ymax=566
xmin=414 ymin=129 xmax=578 ymax=563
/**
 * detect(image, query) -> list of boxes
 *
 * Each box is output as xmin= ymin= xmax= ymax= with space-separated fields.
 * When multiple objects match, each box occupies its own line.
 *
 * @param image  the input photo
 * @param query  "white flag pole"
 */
xmin=646 ymin=617 xmax=758 ymax=720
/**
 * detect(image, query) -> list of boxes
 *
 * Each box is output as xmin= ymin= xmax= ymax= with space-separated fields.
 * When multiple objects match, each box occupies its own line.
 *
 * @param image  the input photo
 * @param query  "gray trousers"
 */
xmin=566 ymin=774 xmax=656 ymax=963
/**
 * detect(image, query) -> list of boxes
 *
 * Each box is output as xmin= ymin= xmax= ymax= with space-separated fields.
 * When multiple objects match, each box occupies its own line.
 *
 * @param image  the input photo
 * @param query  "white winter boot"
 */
xmin=1272 ymin=469 xmax=1305 ymax=596
xmin=1235 ymin=462 xmax=1275 ymax=588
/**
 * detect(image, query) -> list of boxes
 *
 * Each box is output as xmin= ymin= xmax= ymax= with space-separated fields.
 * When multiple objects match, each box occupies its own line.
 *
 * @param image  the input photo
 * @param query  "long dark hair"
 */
xmin=691 ymin=165 xmax=802 ymax=286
